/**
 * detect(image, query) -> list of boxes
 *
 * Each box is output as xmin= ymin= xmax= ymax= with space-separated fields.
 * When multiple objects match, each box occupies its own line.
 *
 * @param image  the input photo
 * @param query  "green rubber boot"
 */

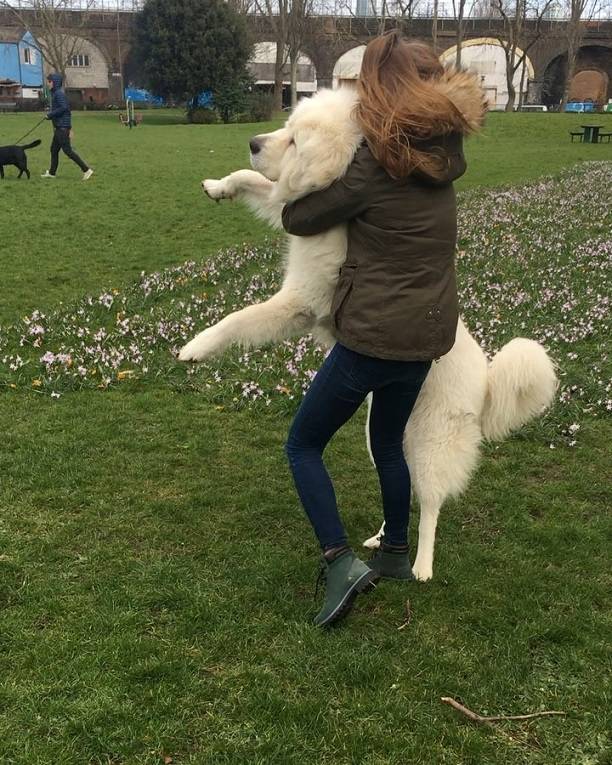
xmin=367 ymin=539 xmax=414 ymax=580
xmin=313 ymin=550 xmax=379 ymax=628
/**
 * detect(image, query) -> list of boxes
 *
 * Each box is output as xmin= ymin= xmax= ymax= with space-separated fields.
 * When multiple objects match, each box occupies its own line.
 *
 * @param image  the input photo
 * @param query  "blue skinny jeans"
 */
xmin=285 ymin=343 xmax=430 ymax=549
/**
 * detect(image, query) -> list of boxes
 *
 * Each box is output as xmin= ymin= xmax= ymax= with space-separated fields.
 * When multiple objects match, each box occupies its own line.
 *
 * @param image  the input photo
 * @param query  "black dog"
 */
xmin=0 ymin=139 xmax=42 ymax=179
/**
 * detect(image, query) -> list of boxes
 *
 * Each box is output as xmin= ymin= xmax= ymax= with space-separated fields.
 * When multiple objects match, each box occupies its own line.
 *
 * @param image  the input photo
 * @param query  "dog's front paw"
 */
xmin=202 ymin=178 xmax=233 ymax=201
xmin=178 ymin=329 xmax=219 ymax=362
xmin=411 ymin=558 xmax=433 ymax=582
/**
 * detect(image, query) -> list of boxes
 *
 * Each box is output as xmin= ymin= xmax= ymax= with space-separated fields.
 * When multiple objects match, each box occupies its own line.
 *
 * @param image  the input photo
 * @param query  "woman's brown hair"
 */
xmin=356 ymin=30 xmax=468 ymax=180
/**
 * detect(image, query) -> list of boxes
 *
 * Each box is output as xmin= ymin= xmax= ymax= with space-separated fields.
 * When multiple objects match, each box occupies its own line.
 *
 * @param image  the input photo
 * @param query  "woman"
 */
xmin=282 ymin=31 xmax=487 ymax=628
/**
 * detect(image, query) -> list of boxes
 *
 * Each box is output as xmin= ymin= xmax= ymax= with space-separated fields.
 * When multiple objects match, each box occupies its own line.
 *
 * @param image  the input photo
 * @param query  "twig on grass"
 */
xmin=441 ymin=697 xmax=567 ymax=725
xmin=397 ymin=599 xmax=412 ymax=631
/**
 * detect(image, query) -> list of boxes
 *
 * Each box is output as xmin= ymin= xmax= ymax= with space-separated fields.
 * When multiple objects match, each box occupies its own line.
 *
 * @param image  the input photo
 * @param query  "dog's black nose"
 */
xmin=249 ymin=138 xmax=261 ymax=155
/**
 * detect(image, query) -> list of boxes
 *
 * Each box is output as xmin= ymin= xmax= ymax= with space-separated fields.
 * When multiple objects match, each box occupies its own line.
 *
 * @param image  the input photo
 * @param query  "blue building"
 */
xmin=0 ymin=30 xmax=44 ymax=101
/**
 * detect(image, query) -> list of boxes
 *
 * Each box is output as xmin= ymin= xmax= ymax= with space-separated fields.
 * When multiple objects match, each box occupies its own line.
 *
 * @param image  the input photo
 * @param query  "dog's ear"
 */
xmin=279 ymin=126 xmax=357 ymax=201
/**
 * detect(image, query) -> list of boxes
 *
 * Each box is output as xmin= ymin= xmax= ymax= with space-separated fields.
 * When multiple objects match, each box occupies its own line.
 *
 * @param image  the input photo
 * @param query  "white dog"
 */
xmin=180 ymin=85 xmax=557 ymax=581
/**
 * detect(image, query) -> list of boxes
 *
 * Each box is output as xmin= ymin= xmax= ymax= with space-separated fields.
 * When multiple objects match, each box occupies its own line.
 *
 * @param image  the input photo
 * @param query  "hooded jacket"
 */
xmin=47 ymin=73 xmax=72 ymax=129
xmin=282 ymin=69 xmax=487 ymax=362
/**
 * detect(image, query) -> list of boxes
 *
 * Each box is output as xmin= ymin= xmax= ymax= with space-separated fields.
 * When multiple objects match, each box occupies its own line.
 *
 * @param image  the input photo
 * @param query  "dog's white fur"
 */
xmin=180 ymin=88 xmax=557 ymax=581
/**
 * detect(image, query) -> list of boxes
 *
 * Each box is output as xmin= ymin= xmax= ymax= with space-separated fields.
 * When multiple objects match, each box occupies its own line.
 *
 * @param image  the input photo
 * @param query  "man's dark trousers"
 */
xmin=50 ymin=128 xmax=88 ymax=174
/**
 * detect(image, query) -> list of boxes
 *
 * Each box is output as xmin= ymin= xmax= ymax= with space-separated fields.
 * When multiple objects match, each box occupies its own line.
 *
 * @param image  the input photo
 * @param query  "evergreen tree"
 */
xmin=134 ymin=0 xmax=252 ymax=108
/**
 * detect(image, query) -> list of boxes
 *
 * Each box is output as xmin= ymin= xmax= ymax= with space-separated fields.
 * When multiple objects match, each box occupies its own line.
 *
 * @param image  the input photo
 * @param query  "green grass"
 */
xmin=0 ymin=109 xmax=611 ymax=765
xmin=0 ymin=109 xmax=610 ymax=323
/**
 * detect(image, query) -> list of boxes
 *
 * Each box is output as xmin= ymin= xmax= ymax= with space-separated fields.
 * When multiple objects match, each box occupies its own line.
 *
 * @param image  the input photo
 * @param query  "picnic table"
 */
xmin=582 ymin=124 xmax=604 ymax=144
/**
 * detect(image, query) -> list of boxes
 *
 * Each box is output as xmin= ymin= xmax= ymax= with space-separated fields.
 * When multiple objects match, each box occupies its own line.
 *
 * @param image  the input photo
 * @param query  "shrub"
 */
xmin=188 ymin=107 xmax=219 ymax=124
xmin=15 ymin=99 xmax=46 ymax=113
xmin=247 ymin=92 xmax=275 ymax=122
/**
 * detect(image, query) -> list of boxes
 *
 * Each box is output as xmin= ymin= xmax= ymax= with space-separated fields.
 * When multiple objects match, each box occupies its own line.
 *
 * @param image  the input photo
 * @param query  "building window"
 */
xmin=23 ymin=47 xmax=32 ymax=64
xmin=70 ymin=54 xmax=90 ymax=68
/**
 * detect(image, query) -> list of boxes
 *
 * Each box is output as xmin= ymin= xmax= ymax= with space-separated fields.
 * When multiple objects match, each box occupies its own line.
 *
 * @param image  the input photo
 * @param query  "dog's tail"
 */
xmin=481 ymin=338 xmax=557 ymax=441
xmin=21 ymin=139 xmax=42 ymax=150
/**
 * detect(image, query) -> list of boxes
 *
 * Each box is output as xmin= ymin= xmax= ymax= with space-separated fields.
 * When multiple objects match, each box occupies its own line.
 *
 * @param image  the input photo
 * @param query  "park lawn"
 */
xmin=0 ymin=108 xmax=610 ymax=322
xmin=0 ymin=110 xmax=611 ymax=764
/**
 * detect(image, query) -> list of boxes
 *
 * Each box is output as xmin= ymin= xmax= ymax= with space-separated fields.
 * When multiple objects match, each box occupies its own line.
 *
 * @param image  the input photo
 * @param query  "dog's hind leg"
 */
xmin=362 ymin=393 xmax=385 ymax=549
xmin=363 ymin=521 xmax=385 ymax=550
xmin=408 ymin=414 xmax=482 ymax=581
xmin=179 ymin=290 xmax=313 ymax=361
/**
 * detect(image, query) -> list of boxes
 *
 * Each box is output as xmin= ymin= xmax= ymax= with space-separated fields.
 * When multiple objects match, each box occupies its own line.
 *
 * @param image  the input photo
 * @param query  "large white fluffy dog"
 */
xmin=180 ymin=85 xmax=557 ymax=581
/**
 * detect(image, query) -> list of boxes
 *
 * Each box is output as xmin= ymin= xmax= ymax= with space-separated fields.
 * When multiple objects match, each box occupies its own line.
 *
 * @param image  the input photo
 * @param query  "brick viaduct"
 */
xmin=1 ymin=8 xmax=611 ymax=104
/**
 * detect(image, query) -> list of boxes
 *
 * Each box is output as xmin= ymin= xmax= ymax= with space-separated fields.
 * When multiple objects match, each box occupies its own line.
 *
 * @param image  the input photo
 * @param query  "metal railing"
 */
xmin=2 ymin=0 xmax=144 ymax=11
xmin=1 ymin=0 xmax=610 ymax=18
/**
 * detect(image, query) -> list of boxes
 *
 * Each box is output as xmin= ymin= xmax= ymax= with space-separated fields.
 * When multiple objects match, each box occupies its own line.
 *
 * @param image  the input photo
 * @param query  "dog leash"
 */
xmin=13 ymin=117 xmax=47 ymax=145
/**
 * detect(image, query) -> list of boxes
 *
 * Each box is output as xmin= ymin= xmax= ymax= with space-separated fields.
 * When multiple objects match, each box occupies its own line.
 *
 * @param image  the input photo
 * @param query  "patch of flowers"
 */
xmin=0 ymin=162 xmax=610 ymax=445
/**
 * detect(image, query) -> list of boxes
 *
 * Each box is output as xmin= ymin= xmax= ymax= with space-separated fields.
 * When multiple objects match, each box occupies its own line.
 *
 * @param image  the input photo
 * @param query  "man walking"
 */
xmin=41 ymin=73 xmax=93 ymax=181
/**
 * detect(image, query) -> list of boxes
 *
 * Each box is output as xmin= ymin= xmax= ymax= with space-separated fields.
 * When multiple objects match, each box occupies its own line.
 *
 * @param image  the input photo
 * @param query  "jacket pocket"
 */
xmin=374 ymin=300 xmax=443 ymax=358
xmin=331 ymin=265 xmax=356 ymax=330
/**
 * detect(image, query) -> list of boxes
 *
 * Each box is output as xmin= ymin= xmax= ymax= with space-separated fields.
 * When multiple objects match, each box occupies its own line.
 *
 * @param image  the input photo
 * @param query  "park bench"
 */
xmin=569 ymin=131 xmax=583 ymax=142
xmin=0 ymin=102 xmax=17 ymax=113
xmin=598 ymin=132 xmax=612 ymax=143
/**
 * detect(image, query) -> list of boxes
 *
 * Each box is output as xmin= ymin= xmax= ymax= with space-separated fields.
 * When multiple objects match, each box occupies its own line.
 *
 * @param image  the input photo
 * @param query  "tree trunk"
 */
xmin=505 ymin=54 xmax=516 ymax=111
xmin=562 ymin=41 xmax=579 ymax=107
xmin=455 ymin=26 xmax=463 ymax=69
xmin=518 ymin=58 xmax=527 ymax=108
xmin=273 ymin=40 xmax=285 ymax=112
xmin=290 ymin=53 xmax=298 ymax=108
xmin=432 ymin=0 xmax=439 ymax=52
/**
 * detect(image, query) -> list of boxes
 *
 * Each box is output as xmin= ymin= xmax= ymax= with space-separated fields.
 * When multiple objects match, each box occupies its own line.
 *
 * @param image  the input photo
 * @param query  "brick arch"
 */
xmin=541 ymin=44 xmax=612 ymax=106
xmin=248 ymin=40 xmax=318 ymax=95
xmin=331 ymin=43 xmax=367 ymax=88
xmin=301 ymin=38 xmax=364 ymax=89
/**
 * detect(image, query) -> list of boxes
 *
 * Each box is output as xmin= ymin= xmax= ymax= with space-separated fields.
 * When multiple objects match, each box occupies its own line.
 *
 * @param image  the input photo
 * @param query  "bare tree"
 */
xmin=490 ymin=0 xmax=555 ymax=111
xmin=393 ymin=0 xmax=423 ymax=34
xmin=336 ymin=0 xmax=423 ymax=39
xmin=432 ymin=0 xmax=439 ymax=50
xmin=0 ymin=0 xmax=96 ymax=83
xmin=252 ymin=0 xmax=291 ymax=110
xmin=451 ymin=0 xmax=469 ymax=67
xmin=287 ymin=0 xmax=316 ymax=107
xmin=227 ymin=0 xmax=257 ymax=12
xmin=561 ymin=0 xmax=590 ymax=106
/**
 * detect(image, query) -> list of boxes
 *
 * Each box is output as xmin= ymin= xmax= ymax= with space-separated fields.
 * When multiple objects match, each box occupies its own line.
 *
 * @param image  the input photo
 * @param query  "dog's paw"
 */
xmin=411 ymin=559 xmax=433 ymax=582
xmin=362 ymin=533 xmax=382 ymax=550
xmin=178 ymin=329 xmax=219 ymax=362
xmin=202 ymin=178 xmax=232 ymax=201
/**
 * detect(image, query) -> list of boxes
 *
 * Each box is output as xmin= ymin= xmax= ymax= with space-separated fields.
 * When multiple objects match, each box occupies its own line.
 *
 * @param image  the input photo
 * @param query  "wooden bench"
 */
xmin=598 ymin=132 xmax=612 ymax=143
xmin=569 ymin=131 xmax=583 ymax=142
xmin=0 ymin=102 xmax=17 ymax=113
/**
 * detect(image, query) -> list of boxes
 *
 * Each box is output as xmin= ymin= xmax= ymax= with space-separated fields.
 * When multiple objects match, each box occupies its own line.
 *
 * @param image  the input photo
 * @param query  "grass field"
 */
xmin=0 ymin=109 xmax=611 ymax=765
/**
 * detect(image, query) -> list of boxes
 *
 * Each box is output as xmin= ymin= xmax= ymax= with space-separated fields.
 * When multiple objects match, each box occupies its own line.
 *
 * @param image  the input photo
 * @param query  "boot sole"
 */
xmin=316 ymin=569 xmax=380 ymax=628
xmin=368 ymin=569 xmax=414 ymax=581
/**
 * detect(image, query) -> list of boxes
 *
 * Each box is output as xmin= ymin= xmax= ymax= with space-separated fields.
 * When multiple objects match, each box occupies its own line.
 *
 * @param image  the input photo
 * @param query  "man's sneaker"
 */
xmin=41 ymin=171 xmax=55 ymax=178
xmin=82 ymin=168 xmax=94 ymax=181
xmin=313 ymin=549 xmax=379 ymax=628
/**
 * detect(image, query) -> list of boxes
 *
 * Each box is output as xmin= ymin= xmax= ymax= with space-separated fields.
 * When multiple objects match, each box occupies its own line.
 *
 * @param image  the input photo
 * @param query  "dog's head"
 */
xmin=249 ymin=88 xmax=363 ymax=203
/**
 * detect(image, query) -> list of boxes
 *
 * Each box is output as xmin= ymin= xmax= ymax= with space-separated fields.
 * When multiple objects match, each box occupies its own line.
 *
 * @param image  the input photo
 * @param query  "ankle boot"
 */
xmin=367 ymin=539 xmax=414 ymax=580
xmin=314 ymin=549 xmax=379 ymax=628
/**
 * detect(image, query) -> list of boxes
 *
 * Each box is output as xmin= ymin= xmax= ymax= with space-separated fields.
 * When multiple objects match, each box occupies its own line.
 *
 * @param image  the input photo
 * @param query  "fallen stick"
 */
xmin=397 ymin=599 xmax=412 ymax=631
xmin=441 ymin=697 xmax=567 ymax=724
